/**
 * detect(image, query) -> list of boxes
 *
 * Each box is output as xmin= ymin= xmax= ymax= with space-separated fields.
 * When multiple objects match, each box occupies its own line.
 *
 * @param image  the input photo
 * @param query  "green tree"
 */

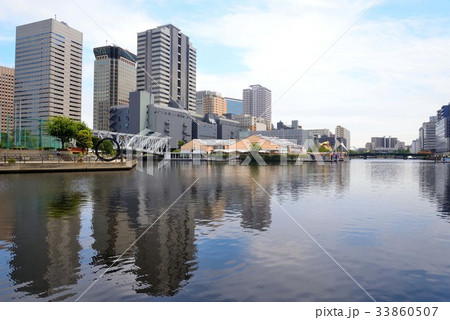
xmin=44 ymin=116 xmax=77 ymax=149
xmin=319 ymin=145 xmax=330 ymax=153
xmin=76 ymin=130 xmax=93 ymax=153
xmin=92 ymin=136 xmax=100 ymax=149
xmin=97 ymin=139 xmax=116 ymax=158
xmin=75 ymin=121 xmax=90 ymax=132
xmin=178 ymin=140 xmax=185 ymax=148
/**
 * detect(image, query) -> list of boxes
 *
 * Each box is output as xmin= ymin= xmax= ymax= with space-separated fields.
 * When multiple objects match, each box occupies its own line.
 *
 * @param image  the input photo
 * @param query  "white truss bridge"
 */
xmin=94 ymin=130 xmax=171 ymax=155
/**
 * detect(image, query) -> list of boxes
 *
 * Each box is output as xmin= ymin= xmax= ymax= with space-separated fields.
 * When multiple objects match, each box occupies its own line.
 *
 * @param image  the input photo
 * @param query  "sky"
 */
xmin=1 ymin=0 xmax=450 ymax=148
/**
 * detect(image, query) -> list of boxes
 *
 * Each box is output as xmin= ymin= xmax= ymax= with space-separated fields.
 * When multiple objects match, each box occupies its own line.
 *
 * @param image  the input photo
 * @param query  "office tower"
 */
xmin=202 ymin=92 xmax=226 ymax=116
xmin=93 ymin=45 xmax=136 ymax=131
xmin=419 ymin=116 xmax=437 ymax=152
xmin=224 ymin=97 xmax=243 ymax=115
xmin=436 ymin=104 xmax=450 ymax=153
xmin=335 ymin=125 xmax=351 ymax=149
xmin=0 ymin=66 xmax=14 ymax=134
xmin=137 ymin=24 xmax=196 ymax=112
xmin=14 ymin=19 xmax=83 ymax=131
xmin=196 ymin=90 xmax=219 ymax=115
xmin=243 ymin=84 xmax=271 ymax=123
xmin=370 ymin=136 xmax=402 ymax=151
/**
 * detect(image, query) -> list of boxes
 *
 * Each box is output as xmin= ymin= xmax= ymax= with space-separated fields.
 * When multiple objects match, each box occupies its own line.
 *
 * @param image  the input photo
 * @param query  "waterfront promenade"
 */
xmin=0 ymin=150 xmax=135 ymax=173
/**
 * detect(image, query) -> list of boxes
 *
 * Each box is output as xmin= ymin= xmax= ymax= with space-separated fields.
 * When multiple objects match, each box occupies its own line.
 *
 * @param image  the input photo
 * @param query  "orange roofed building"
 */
xmin=180 ymin=135 xmax=302 ymax=154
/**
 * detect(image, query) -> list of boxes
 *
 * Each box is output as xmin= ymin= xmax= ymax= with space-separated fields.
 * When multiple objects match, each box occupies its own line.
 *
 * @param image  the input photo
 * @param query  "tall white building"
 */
xmin=14 ymin=19 xmax=83 ymax=131
xmin=137 ymin=24 xmax=196 ymax=112
xmin=243 ymin=84 xmax=271 ymax=123
xmin=335 ymin=125 xmax=351 ymax=149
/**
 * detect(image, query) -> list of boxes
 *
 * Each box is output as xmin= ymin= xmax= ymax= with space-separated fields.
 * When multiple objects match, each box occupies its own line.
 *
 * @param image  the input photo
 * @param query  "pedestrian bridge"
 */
xmin=94 ymin=130 xmax=171 ymax=155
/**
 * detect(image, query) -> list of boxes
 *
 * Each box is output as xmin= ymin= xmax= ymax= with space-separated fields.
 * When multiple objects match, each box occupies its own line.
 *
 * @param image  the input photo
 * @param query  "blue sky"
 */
xmin=1 ymin=0 xmax=450 ymax=147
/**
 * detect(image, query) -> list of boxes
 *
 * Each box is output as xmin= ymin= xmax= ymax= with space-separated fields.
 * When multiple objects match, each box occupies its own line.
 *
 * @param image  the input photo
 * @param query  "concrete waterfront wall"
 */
xmin=0 ymin=160 xmax=136 ymax=174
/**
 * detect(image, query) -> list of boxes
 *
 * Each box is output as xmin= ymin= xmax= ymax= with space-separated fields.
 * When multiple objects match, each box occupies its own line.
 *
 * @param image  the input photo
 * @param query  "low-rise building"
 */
xmin=109 ymin=106 xmax=130 ymax=133
xmin=241 ymin=128 xmax=305 ymax=146
xmin=180 ymin=139 xmax=235 ymax=154
xmin=224 ymin=97 xmax=243 ymax=115
xmin=234 ymin=114 xmax=270 ymax=131
xmin=181 ymin=135 xmax=302 ymax=154
xmin=366 ymin=136 xmax=405 ymax=152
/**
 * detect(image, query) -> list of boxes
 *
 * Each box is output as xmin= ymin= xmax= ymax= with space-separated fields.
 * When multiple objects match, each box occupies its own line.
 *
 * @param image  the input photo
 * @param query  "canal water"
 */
xmin=0 ymin=160 xmax=449 ymax=301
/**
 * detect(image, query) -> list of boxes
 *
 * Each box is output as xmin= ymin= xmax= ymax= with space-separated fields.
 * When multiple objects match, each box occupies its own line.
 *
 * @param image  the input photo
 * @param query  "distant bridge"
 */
xmin=94 ymin=130 xmax=171 ymax=155
xmin=349 ymin=153 xmax=434 ymax=159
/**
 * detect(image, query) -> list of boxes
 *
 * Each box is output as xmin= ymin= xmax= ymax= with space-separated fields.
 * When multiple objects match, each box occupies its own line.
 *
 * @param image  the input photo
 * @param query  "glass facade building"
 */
xmin=224 ymin=97 xmax=243 ymax=115
xmin=436 ymin=105 xmax=450 ymax=153
xmin=93 ymin=45 xmax=136 ymax=131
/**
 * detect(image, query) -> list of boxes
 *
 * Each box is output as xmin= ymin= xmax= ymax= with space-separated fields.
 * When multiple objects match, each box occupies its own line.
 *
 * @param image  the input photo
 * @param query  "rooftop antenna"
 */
xmin=54 ymin=14 xmax=57 ymax=20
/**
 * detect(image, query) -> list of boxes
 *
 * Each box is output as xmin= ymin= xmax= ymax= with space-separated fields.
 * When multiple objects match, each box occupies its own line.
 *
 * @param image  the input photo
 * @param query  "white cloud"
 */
xmin=0 ymin=0 xmax=161 ymax=128
xmin=190 ymin=0 xmax=450 ymax=147
xmin=2 ymin=0 xmax=449 ymax=146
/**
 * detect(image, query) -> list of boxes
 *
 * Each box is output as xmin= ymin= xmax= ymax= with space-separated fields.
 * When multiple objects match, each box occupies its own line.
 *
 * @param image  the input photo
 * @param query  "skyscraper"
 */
xmin=419 ymin=116 xmax=437 ymax=152
xmin=243 ymin=84 xmax=271 ymax=123
xmin=335 ymin=125 xmax=351 ymax=149
xmin=136 ymin=24 xmax=196 ymax=112
xmin=14 ymin=19 xmax=83 ymax=131
xmin=93 ymin=45 xmax=136 ymax=131
xmin=436 ymin=104 xmax=450 ymax=153
xmin=0 ymin=66 xmax=14 ymax=134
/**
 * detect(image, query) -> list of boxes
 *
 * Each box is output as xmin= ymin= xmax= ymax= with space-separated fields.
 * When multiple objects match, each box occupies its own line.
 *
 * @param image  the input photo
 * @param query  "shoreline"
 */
xmin=0 ymin=160 xmax=136 ymax=174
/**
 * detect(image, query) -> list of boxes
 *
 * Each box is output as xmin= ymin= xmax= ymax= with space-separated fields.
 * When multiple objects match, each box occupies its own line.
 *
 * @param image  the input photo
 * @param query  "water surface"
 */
xmin=0 ymin=160 xmax=449 ymax=301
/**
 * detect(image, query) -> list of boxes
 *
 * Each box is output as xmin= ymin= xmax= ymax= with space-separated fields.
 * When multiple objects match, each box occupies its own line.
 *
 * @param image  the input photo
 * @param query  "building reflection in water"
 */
xmin=0 ymin=162 xmax=351 ymax=300
xmin=89 ymin=170 xmax=197 ymax=297
xmin=6 ymin=174 xmax=85 ymax=300
xmin=418 ymin=163 xmax=450 ymax=222
xmin=187 ymin=164 xmax=272 ymax=231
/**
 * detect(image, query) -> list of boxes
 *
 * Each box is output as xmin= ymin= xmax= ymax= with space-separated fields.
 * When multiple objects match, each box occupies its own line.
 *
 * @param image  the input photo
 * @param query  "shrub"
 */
xmin=7 ymin=158 xmax=16 ymax=164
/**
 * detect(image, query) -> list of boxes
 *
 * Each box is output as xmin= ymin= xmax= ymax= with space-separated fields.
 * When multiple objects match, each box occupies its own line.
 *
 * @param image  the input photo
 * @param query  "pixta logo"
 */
xmin=94 ymin=131 xmax=347 ymax=176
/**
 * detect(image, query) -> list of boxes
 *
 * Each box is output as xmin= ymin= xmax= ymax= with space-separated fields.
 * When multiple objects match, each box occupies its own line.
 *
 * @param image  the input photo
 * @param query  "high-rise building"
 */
xmin=419 ymin=116 xmax=437 ymax=152
xmin=411 ymin=139 xmax=420 ymax=154
xmin=335 ymin=125 xmax=351 ymax=149
xmin=137 ymin=24 xmax=196 ymax=112
xmin=436 ymin=104 xmax=450 ymax=153
xmin=196 ymin=90 xmax=219 ymax=115
xmin=14 ymin=19 xmax=83 ymax=131
xmin=93 ymin=45 xmax=136 ymax=131
xmin=0 ymin=66 xmax=14 ymax=134
xmin=243 ymin=84 xmax=271 ymax=123
xmin=202 ymin=93 xmax=226 ymax=116
xmin=224 ymin=97 xmax=243 ymax=115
